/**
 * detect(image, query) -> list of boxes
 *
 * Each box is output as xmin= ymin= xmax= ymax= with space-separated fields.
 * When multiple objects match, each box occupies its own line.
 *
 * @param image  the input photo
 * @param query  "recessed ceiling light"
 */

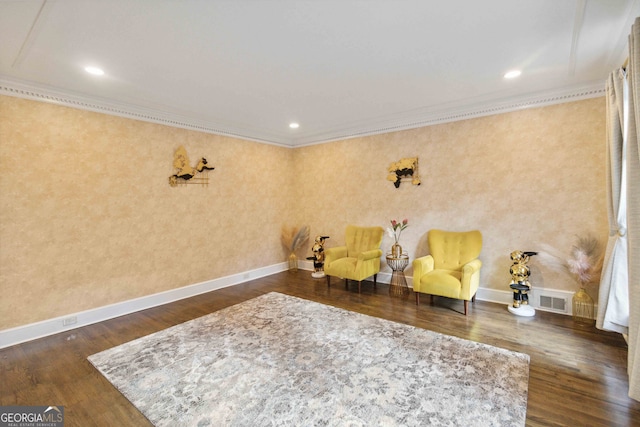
xmin=289 ymin=123 xmax=300 ymax=129
xmin=84 ymin=66 xmax=105 ymax=76
xmin=504 ymin=70 xmax=522 ymax=79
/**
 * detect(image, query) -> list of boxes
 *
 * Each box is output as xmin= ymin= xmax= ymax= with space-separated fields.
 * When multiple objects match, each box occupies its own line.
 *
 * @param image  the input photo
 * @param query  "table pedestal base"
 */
xmin=389 ymin=270 xmax=410 ymax=297
xmin=386 ymin=254 xmax=410 ymax=298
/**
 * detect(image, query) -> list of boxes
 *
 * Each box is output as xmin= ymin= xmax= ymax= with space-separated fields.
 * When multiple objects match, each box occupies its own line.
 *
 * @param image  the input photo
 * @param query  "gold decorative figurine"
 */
xmin=507 ymin=250 xmax=537 ymax=317
xmin=307 ymin=236 xmax=329 ymax=278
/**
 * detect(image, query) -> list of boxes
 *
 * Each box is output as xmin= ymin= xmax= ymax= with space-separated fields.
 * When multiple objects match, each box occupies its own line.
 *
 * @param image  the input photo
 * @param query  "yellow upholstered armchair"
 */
xmin=324 ymin=225 xmax=384 ymax=293
xmin=412 ymin=229 xmax=482 ymax=315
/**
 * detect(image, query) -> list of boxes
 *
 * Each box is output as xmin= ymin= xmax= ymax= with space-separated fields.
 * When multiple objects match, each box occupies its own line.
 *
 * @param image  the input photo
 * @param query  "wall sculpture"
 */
xmin=169 ymin=145 xmax=215 ymax=187
xmin=387 ymin=157 xmax=420 ymax=188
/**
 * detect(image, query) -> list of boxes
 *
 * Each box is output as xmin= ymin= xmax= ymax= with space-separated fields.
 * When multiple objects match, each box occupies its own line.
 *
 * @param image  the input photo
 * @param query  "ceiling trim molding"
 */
xmin=1 ymin=76 xmax=604 ymax=148
xmin=293 ymin=82 xmax=606 ymax=146
xmin=0 ymin=76 xmax=291 ymax=148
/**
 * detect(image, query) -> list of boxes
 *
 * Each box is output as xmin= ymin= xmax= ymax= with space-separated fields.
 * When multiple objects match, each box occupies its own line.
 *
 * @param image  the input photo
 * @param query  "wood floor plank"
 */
xmin=1 ymin=270 xmax=638 ymax=426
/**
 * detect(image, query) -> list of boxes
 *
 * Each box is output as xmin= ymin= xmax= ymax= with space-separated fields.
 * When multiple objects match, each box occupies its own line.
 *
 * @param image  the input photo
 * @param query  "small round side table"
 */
xmin=386 ymin=253 xmax=410 ymax=297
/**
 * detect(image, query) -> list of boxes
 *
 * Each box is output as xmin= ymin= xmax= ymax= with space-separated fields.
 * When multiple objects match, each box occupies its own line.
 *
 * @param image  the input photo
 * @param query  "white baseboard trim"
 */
xmin=304 ymin=262 xmax=593 ymax=317
xmin=475 ymin=287 xmax=513 ymax=305
xmin=290 ymin=262 xmax=598 ymax=319
xmin=300 ymin=261 xmax=407 ymax=287
xmin=0 ymin=262 xmax=288 ymax=349
xmin=303 ymin=260 xmax=584 ymax=312
xmin=2 ymin=261 xmax=594 ymax=349
xmin=476 ymin=286 xmax=598 ymax=318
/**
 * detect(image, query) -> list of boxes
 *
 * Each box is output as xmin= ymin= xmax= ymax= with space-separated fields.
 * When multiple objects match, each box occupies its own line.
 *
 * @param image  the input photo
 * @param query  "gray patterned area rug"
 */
xmin=88 ymin=292 xmax=529 ymax=426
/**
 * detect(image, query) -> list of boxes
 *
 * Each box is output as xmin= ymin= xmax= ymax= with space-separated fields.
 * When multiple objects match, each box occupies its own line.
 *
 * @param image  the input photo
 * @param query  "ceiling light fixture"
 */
xmin=289 ymin=123 xmax=300 ymax=129
xmin=504 ymin=70 xmax=522 ymax=79
xmin=84 ymin=66 xmax=105 ymax=76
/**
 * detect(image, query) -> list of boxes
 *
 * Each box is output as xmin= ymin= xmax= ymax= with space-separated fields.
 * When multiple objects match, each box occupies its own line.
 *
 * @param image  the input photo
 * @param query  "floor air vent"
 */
xmin=539 ymin=295 xmax=567 ymax=312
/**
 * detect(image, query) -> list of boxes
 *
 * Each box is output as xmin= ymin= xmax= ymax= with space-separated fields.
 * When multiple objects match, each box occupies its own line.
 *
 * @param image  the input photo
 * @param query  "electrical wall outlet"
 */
xmin=62 ymin=316 xmax=77 ymax=326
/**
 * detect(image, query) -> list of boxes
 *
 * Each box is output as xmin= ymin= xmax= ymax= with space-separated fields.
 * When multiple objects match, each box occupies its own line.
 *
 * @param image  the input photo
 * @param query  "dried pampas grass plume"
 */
xmin=535 ymin=243 xmax=566 ymax=273
xmin=281 ymin=225 xmax=310 ymax=253
xmin=536 ymin=235 xmax=604 ymax=288
xmin=568 ymin=235 xmax=603 ymax=286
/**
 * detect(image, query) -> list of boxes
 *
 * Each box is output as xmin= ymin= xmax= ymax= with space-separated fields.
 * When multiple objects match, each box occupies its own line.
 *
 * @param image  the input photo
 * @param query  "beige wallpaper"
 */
xmin=0 ymin=95 xmax=606 ymax=330
xmin=0 ymin=96 xmax=295 ymax=329
xmin=292 ymin=97 xmax=608 ymax=301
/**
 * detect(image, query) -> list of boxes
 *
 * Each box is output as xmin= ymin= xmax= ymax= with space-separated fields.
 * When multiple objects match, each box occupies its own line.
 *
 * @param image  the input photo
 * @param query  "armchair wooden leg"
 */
xmin=472 ymin=294 xmax=476 ymax=303
xmin=415 ymin=292 xmax=420 ymax=305
xmin=358 ymin=281 xmax=362 ymax=293
xmin=345 ymin=278 xmax=349 ymax=289
xmin=327 ymin=276 xmax=331 ymax=287
xmin=464 ymin=300 xmax=469 ymax=315
xmin=373 ymin=274 xmax=377 ymax=289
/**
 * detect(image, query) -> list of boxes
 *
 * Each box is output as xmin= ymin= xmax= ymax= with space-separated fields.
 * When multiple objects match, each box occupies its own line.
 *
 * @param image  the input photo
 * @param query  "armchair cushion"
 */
xmin=324 ymin=225 xmax=384 ymax=292
xmin=412 ymin=229 xmax=482 ymax=314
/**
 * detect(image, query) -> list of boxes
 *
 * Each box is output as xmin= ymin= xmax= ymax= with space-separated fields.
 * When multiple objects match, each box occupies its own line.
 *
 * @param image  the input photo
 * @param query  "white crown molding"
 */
xmin=0 ymin=76 xmax=293 ymax=148
xmin=293 ymin=81 xmax=606 ymax=146
xmin=1 ymin=75 xmax=604 ymax=147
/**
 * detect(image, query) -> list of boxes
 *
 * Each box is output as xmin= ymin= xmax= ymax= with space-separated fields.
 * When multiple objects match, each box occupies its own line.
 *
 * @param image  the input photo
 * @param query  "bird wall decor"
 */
xmin=169 ymin=145 xmax=215 ymax=187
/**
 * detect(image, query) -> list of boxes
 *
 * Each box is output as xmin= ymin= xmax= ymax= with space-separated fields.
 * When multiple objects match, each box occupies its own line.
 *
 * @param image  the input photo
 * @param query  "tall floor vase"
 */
xmin=573 ymin=288 xmax=594 ymax=323
xmin=288 ymin=253 xmax=298 ymax=272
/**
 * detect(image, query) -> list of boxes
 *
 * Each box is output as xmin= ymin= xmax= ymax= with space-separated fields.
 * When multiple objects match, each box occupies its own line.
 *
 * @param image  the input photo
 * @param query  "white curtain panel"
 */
xmin=626 ymin=17 xmax=640 ymax=402
xmin=598 ymin=16 xmax=640 ymax=402
xmin=598 ymin=69 xmax=630 ymax=335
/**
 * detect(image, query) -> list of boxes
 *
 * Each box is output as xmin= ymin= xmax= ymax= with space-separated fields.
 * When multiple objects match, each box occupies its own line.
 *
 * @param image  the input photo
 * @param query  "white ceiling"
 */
xmin=1 ymin=0 xmax=638 ymax=147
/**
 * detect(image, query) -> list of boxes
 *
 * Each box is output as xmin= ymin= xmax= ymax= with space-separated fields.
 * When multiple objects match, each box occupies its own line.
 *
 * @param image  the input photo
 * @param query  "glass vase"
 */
xmin=288 ymin=252 xmax=298 ymax=272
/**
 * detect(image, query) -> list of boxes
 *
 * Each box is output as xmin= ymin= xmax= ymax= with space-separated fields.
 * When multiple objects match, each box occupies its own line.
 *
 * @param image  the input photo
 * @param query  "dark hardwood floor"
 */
xmin=1 ymin=271 xmax=638 ymax=426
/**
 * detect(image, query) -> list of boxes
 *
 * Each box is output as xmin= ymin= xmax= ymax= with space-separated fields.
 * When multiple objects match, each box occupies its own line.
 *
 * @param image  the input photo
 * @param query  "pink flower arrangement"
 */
xmin=388 ymin=218 xmax=408 ymax=244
